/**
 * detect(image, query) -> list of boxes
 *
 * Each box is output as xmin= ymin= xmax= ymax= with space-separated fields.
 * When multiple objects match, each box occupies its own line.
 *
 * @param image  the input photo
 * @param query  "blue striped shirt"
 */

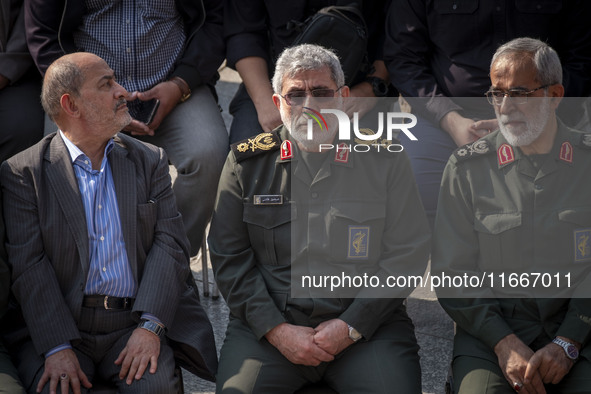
xmin=61 ymin=132 xmax=137 ymax=297
xmin=72 ymin=0 xmax=186 ymax=118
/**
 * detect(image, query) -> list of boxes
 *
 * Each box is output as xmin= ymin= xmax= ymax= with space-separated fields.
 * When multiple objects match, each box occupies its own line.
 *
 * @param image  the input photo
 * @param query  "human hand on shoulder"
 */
xmin=265 ymin=322 xmax=334 ymax=366
xmin=440 ymin=111 xmax=496 ymax=147
xmin=38 ymin=349 xmax=92 ymax=394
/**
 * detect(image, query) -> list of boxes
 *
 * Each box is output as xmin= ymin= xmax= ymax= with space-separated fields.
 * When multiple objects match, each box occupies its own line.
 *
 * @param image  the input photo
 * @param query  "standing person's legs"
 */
xmin=398 ymin=116 xmax=456 ymax=230
xmin=140 ymin=85 xmax=229 ymax=255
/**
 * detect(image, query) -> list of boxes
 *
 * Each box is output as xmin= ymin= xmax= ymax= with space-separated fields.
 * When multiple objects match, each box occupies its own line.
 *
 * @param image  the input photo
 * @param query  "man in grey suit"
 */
xmin=0 ymin=52 xmax=217 ymax=394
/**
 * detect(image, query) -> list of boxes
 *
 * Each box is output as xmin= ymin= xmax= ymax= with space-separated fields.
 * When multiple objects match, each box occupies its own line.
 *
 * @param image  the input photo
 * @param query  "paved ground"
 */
xmin=179 ymin=66 xmax=455 ymax=394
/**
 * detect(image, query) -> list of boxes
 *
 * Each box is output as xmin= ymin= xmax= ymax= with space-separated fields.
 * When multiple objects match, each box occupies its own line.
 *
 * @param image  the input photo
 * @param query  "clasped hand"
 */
xmin=265 ymin=319 xmax=354 ymax=366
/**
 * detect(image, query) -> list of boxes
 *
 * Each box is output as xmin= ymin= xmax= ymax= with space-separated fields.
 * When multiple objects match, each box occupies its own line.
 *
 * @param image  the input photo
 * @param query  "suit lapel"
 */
xmin=45 ymin=135 xmax=90 ymax=276
xmin=109 ymin=140 xmax=138 ymax=279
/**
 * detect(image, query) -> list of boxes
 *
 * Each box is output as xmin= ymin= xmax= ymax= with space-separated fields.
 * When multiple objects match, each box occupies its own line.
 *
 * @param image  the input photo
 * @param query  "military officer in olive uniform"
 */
xmin=432 ymin=38 xmax=591 ymax=394
xmin=208 ymin=44 xmax=431 ymax=393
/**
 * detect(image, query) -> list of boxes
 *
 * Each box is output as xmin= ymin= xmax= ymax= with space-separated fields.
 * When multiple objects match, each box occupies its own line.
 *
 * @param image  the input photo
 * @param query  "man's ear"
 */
xmin=340 ymin=85 xmax=350 ymax=98
xmin=548 ymin=84 xmax=564 ymax=109
xmin=60 ymin=93 xmax=80 ymax=117
xmin=272 ymin=94 xmax=282 ymax=110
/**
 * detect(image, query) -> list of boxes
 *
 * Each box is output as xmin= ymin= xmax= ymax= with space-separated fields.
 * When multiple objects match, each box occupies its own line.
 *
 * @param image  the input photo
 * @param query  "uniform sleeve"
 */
xmin=223 ymin=0 xmax=271 ymax=70
xmin=172 ymin=0 xmax=226 ymax=89
xmin=432 ymin=158 xmax=513 ymax=349
xmin=383 ymin=0 xmax=461 ymax=124
xmin=208 ymin=153 xmax=286 ymax=340
xmin=340 ymin=151 xmax=431 ymax=339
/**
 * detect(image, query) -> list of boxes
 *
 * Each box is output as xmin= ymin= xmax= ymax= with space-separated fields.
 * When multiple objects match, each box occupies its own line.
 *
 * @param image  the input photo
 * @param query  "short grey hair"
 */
xmin=491 ymin=37 xmax=562 ymax=86
xmin=272 ymin=44 xmax=345 ymax=94
xmin=41 ymin=57 xmax=84 ymax=121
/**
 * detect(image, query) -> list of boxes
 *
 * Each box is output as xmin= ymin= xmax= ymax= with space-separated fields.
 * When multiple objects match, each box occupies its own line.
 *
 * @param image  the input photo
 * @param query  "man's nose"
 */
xmin=114 ymin=82 xmax=128 ymax=98
xmin=498 ymin=95 xmax=516 ymax=114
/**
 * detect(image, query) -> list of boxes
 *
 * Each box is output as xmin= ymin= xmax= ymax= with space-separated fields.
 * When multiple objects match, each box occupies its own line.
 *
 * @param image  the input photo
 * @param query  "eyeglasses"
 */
xmin=279 ymin=87 xmax=343 ymax=106
xmin=485 ymin=85 xmax=550 ymax=106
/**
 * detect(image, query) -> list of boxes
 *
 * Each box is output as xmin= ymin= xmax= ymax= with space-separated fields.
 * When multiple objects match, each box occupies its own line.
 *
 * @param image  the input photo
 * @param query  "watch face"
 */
xmin=566 ymin=344 xmax=579 ymax=359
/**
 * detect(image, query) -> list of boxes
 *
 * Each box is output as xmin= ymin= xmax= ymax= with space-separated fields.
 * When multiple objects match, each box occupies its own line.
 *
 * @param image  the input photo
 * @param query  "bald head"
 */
xmin=41 ymin=53 xmax=107 ymax=121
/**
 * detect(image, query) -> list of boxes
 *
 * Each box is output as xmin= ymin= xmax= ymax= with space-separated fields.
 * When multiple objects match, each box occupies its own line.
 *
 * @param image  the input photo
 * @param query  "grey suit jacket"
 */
xmin=0 ymin=132 xmax=217 ymax=381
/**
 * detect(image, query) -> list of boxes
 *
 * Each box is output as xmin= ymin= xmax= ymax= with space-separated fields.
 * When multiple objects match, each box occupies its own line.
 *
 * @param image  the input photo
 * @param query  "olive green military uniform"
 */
xmin=208 ymin=126 xmax=431 ymax=393
xmin=432 ymin=122 xmax=591 ymax=393
xmin=0 ymin=191 xmax=26 ymax=394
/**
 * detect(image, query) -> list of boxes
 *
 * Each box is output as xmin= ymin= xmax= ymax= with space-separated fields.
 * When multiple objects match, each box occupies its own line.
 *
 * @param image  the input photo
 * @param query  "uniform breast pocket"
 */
xmin=474 ymin=212 xmax=522 ymax=270
xmin=431 ymin=0 xmax=480 ymax=52
xmin=329 ymin=201 xmax=386 ymax=263
xmin=243 ymin=203 xmax=294 ymax=266
xmin=558 ymin=208 xmax=591 ymax=264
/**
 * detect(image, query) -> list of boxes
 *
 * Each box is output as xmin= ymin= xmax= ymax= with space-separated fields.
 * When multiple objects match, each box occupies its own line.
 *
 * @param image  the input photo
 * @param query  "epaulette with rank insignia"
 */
xmin=231 ymin=131 xmax=281 ymax=162
xmin=453 ymin=139 xmax=492 ymax=162
xmin=579 ymin=133 xmax=591 ymax=149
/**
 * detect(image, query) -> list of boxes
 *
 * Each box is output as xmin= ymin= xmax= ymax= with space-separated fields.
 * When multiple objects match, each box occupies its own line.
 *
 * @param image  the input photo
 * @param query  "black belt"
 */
xmin=82 ymin=295 xmax=135 ymax=310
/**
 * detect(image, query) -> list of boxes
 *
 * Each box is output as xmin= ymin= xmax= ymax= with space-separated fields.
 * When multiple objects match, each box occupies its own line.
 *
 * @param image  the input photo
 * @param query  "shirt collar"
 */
xmin=59 ymin=130 xmax=114 ymax=165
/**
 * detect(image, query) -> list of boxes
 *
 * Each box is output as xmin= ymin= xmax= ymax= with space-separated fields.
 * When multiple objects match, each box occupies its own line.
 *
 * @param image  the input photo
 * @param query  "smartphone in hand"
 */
xmin=135 ymin=99 xmax=160 ymax=125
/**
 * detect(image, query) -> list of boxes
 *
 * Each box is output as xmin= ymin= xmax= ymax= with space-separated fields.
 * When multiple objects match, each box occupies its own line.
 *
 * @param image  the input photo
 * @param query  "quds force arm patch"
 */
xmin=231 ymin=131 xmax=281 ymax=162
xmin=453 ymin=139 xmax=492 ymax=162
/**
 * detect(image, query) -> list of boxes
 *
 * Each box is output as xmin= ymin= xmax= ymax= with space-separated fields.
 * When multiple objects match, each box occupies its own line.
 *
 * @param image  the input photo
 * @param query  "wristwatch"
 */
xmin=138 ymin=319 xmax=165 ymax=338
xmin=169 ymin=76 xmax=192 ymax=103
xmin=347 ymin=324 xmax=363 ymax=342
xmin=552 ymin=337 xmax=579 ymax=361
xmin=365 ymin=76 xmax=389 ymax=97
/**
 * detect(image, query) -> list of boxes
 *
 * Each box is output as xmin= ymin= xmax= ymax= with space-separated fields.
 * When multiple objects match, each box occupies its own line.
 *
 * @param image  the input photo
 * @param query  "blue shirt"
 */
xmin=61 ymin=132 xmax=137 ymax=297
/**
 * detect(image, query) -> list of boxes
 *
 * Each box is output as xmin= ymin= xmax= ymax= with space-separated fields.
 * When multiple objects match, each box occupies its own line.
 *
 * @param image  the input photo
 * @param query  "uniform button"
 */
xmin=496 ymin=6 xmax=501 ymax=11
xmin=537 ymin=4 xmax=542 ymax=10
xmin=452 ymin=3 xmax=457 ymax=10
xmin=126 ymin=47 xmax=131 ymax=53
xmin=98 ymin=204 xmax=103 ymax=209
xmin=102 ymin=267 xmax=107 ymax=272
xmin=534 ymin=184 xmax=543 ymax=190
xmin=311 ymin=192 xmax=319 ymax=199
xmin=126 ymin=19 xmax=130 ymax=24
xmin=127 ymin=76 xmax=132 ymax=81
xmin=84 ymin=160 xmax=89 ymax=165
xmin=100 ymin=236 xmax=105 ymax=241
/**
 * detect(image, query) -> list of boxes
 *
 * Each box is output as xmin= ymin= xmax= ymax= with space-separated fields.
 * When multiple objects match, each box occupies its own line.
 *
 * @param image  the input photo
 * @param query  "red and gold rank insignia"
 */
xmin=280 ymin=140 xmax=293 ymax=160
xmin=559 ymin=142 xmax=573 ymax=163
xmin=497 ymin=143 xmax=515 ymax=166
xmin=334 ymin=143 xmax=349 ymax=163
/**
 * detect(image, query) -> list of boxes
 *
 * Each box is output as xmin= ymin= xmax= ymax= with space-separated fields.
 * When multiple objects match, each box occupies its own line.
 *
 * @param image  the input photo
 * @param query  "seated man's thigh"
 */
xmin=0 ymin=341 xmax=26 ymax=394
xmin=97 ymin=330 xmax=178 ymax=394
xmin=551 ymin=357 xmax=591 ymax=394
xmin=324 ymin=316 xmax=421 ymax=394
xmin=216 ymin=319 xmax=314 ymax=394
xmin=453 ymin=355 xmax=514 ymax=394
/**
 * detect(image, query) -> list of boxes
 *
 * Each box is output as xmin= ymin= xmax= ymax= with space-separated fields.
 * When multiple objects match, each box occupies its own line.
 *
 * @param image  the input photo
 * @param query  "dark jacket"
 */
xmin=24 ymin=0 xmax=224 ymax=90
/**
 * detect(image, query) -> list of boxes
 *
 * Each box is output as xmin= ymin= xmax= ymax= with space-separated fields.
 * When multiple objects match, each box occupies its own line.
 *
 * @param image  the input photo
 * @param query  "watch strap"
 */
xmin=138 ymin=319 xmax=166 ymax=338
xmin=552 ymin=337 xmax=579 ymax=361
xmin=169 ymin=76 xmax=192 ymax=103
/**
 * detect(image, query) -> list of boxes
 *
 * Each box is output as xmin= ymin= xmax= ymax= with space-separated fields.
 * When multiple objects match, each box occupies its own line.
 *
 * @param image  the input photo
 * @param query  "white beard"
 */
xmin=280 ymin=102 xmax=339 ymax=152
xmin=497 ymin=97 xmax=551 ymax=147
